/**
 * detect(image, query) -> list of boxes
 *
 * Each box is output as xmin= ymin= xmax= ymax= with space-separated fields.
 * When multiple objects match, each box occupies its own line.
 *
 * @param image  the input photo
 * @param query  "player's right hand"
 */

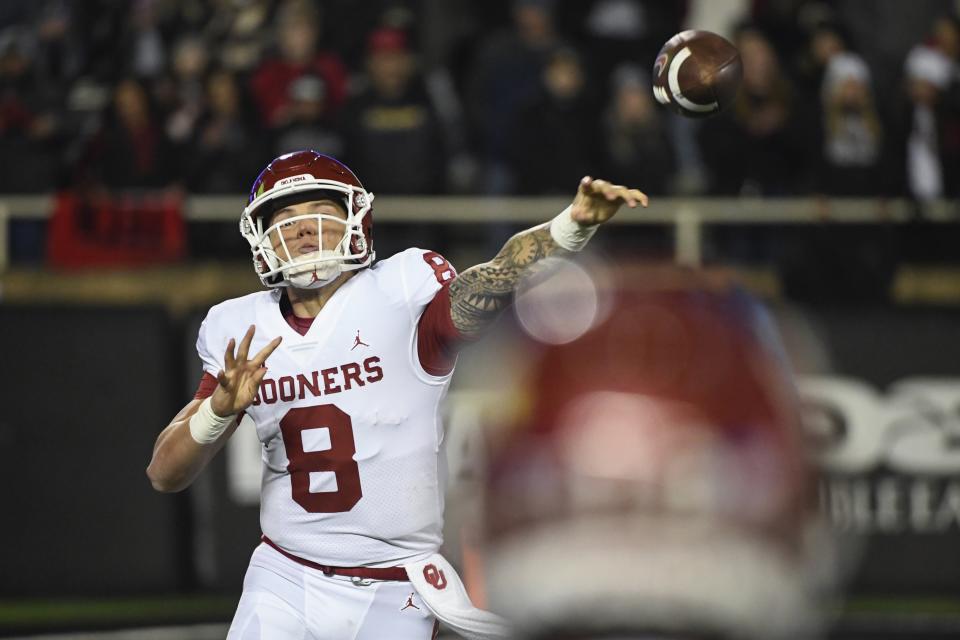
xmin=211 ymin=325 xmax=282 ymax=417
xmin=571 ymin=176 xmax=648 ymax=226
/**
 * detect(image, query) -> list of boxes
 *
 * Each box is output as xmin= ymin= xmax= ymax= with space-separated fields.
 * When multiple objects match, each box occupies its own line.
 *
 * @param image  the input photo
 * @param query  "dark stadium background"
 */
xmin=2 ymin=0 xmax=960 ymax=638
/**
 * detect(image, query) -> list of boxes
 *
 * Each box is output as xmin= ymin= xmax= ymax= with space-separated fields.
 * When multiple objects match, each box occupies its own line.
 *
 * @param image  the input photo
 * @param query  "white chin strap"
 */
xmin=284 ymin=250 xmax=344 ymax=289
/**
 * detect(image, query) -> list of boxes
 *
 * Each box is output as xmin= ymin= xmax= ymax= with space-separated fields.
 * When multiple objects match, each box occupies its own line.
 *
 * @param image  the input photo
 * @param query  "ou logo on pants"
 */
xmin=423 ymin=564 xmax=447 ymax=590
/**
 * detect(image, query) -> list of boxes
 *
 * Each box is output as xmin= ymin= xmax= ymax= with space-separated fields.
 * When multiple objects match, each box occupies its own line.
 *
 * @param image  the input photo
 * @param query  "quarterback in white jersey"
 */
xmin=147 ymin=150 xmax=648 ymax=640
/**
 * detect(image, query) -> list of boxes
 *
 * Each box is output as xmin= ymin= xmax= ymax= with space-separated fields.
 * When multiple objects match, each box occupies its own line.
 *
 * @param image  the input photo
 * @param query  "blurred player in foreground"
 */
xmin=145 ymin=149 xmax=646 ymax=639
xmin=475 ymin=262 xmax=839 ymax=640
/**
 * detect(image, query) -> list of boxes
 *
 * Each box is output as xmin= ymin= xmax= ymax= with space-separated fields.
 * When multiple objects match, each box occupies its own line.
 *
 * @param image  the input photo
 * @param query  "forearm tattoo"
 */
xmin=449 ymin=224 xmax=570 ymax=337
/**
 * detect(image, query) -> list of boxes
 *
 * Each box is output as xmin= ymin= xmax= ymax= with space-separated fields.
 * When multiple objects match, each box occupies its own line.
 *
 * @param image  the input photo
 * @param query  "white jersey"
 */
xmin=197 ymin=248 xmax=458 ymax=567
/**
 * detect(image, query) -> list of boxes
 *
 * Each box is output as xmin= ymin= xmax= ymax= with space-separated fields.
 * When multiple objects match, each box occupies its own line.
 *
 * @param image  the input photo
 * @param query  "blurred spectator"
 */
xmin=559 ymin=0 xmax=685 ymax=95
xmin=124 ymin=0 xmax=166 ymax=79
xmin=685 ymin=0 xmax=747 ymax=40
xmin=162 ymin=36 xmax=211 ymax=148
xmin=834 ymin=0 xmax=955 ymax=111
xmin=898 ymin=14 xmax=960 ymax=206
xmin=66 ymin=0 xmax=129 ymax=81
xmin=273 ymin=74 xmax=343 ymax=157
xmin=419 ymin=0 xmax=493 ymax=80
xmin=183 ymin=69 xmax=265 ymax=193
xmin=0 ymin=26 xmax=62 ymax=192
xmin=250 ymin=0 xmax=348 ymax=129
xmin=795 ymin=19 xmax=850 ymax=101
xmin=340 ymin=28 xmax=447 ymax=194
xmin=467 ymin=0 xmax=562 ymax=193
xmin=80 ymin=77 xmax=175 ymax=190
xmin=61 ymin=75 xmax=110 ymax=151
xmin=322 ymin=0 xmax=421 ymax=70
xmin=32 ymin=1 xmax=84 ymax=84
xmin=509 ymin=47 xmax=600 ymax=194
xmin=817 ymin=53 xmax=884 ymax=195
xmin=699 ymin=25 xmax=815 ymax=195
xmin=600 ymin=64 xmax=676 ymax=195
xmin=750 ymin=0 xmax=826 ymax=69
xmin=194 ymin=0 xmax=274 ymax=73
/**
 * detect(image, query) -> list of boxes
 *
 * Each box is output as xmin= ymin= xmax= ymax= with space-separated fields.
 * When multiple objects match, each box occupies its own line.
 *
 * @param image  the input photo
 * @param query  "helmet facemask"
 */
xmin=240 ymin=181 xmax=374 ymax=289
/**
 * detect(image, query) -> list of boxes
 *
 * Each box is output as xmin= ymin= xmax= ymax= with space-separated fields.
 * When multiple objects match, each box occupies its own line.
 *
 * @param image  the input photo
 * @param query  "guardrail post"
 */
xmin=675 ymin=205 xmax=702 ymax=267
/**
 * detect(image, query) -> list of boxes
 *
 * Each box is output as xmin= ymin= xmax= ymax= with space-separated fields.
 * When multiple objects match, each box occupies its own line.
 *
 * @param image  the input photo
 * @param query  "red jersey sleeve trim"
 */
xmin=194 ymin=372 xmax=219 ymax=399
xmin=417 ymin=283 xmax=472 ymax=377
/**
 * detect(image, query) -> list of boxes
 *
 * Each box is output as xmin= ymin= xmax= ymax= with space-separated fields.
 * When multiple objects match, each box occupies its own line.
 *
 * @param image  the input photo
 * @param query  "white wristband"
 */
xmin=189 ymin=397 xmax=237 ymax=444
xmin=549 ymin=205 xmax=599 ymax=252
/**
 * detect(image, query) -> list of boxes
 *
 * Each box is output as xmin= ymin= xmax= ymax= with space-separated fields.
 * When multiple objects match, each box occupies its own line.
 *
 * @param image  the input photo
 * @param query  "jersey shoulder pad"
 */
xmin=371 ymin=248 xmax=457 ymax=308
xmin=197 ymin=291 xmax=274 ymax=375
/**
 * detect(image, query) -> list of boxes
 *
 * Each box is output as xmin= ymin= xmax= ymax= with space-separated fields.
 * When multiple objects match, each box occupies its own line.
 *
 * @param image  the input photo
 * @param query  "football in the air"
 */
xmin=651 ymin=30 xmax=742 ymax=118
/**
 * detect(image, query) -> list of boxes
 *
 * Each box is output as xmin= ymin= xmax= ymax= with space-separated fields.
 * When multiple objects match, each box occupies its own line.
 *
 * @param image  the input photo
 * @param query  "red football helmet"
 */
xmin=477 ymin=263 xmax=835 ymax=640
xmin=240 ymin=150 xmax=375 ymax=288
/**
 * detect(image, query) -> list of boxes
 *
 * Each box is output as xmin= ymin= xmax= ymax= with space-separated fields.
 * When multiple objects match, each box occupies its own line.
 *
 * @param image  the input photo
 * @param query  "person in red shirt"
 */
xmin=250 ymin=0 xmax=348 ymax=128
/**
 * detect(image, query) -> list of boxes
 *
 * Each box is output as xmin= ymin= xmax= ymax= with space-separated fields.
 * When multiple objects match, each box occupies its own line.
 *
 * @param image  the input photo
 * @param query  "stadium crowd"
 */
xmin=1 ymin=0 xmax=958 ymax=202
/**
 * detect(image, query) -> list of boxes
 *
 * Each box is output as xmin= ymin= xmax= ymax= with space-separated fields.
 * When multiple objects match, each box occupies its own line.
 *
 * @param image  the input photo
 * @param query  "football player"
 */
xmin=146 ymin=150 xmax=647 ymax=640
xmin=475 ymin=264 xmax=838 ymax=640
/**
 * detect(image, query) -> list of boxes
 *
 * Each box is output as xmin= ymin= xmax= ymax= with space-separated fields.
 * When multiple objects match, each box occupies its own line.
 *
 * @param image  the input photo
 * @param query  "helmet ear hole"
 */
xmin=255 ymin=255 xmax=270 ymax=275
xmin=351 ymin=233 xmax=367 ymax=255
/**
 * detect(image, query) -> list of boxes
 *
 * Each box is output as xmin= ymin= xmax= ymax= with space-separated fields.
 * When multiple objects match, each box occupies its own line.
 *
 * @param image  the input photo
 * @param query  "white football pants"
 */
xmin=227 ymin=543 xmax=437 ymax=640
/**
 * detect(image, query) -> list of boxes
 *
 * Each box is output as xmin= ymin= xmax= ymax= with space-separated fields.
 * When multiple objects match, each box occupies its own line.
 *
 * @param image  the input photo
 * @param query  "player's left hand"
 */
xmin=571 ymin=176 xmax=648 ymax=226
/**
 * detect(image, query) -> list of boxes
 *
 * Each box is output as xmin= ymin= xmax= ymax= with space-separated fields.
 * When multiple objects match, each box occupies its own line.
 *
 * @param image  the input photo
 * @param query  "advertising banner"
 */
xmin=786 ymin=306 xmax=960 ymax=595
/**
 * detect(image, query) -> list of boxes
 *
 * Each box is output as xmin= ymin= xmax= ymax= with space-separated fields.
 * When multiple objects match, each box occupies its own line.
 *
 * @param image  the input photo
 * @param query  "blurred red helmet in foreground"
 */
xmin=479 ymin=261 xmax=834 ymax=640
